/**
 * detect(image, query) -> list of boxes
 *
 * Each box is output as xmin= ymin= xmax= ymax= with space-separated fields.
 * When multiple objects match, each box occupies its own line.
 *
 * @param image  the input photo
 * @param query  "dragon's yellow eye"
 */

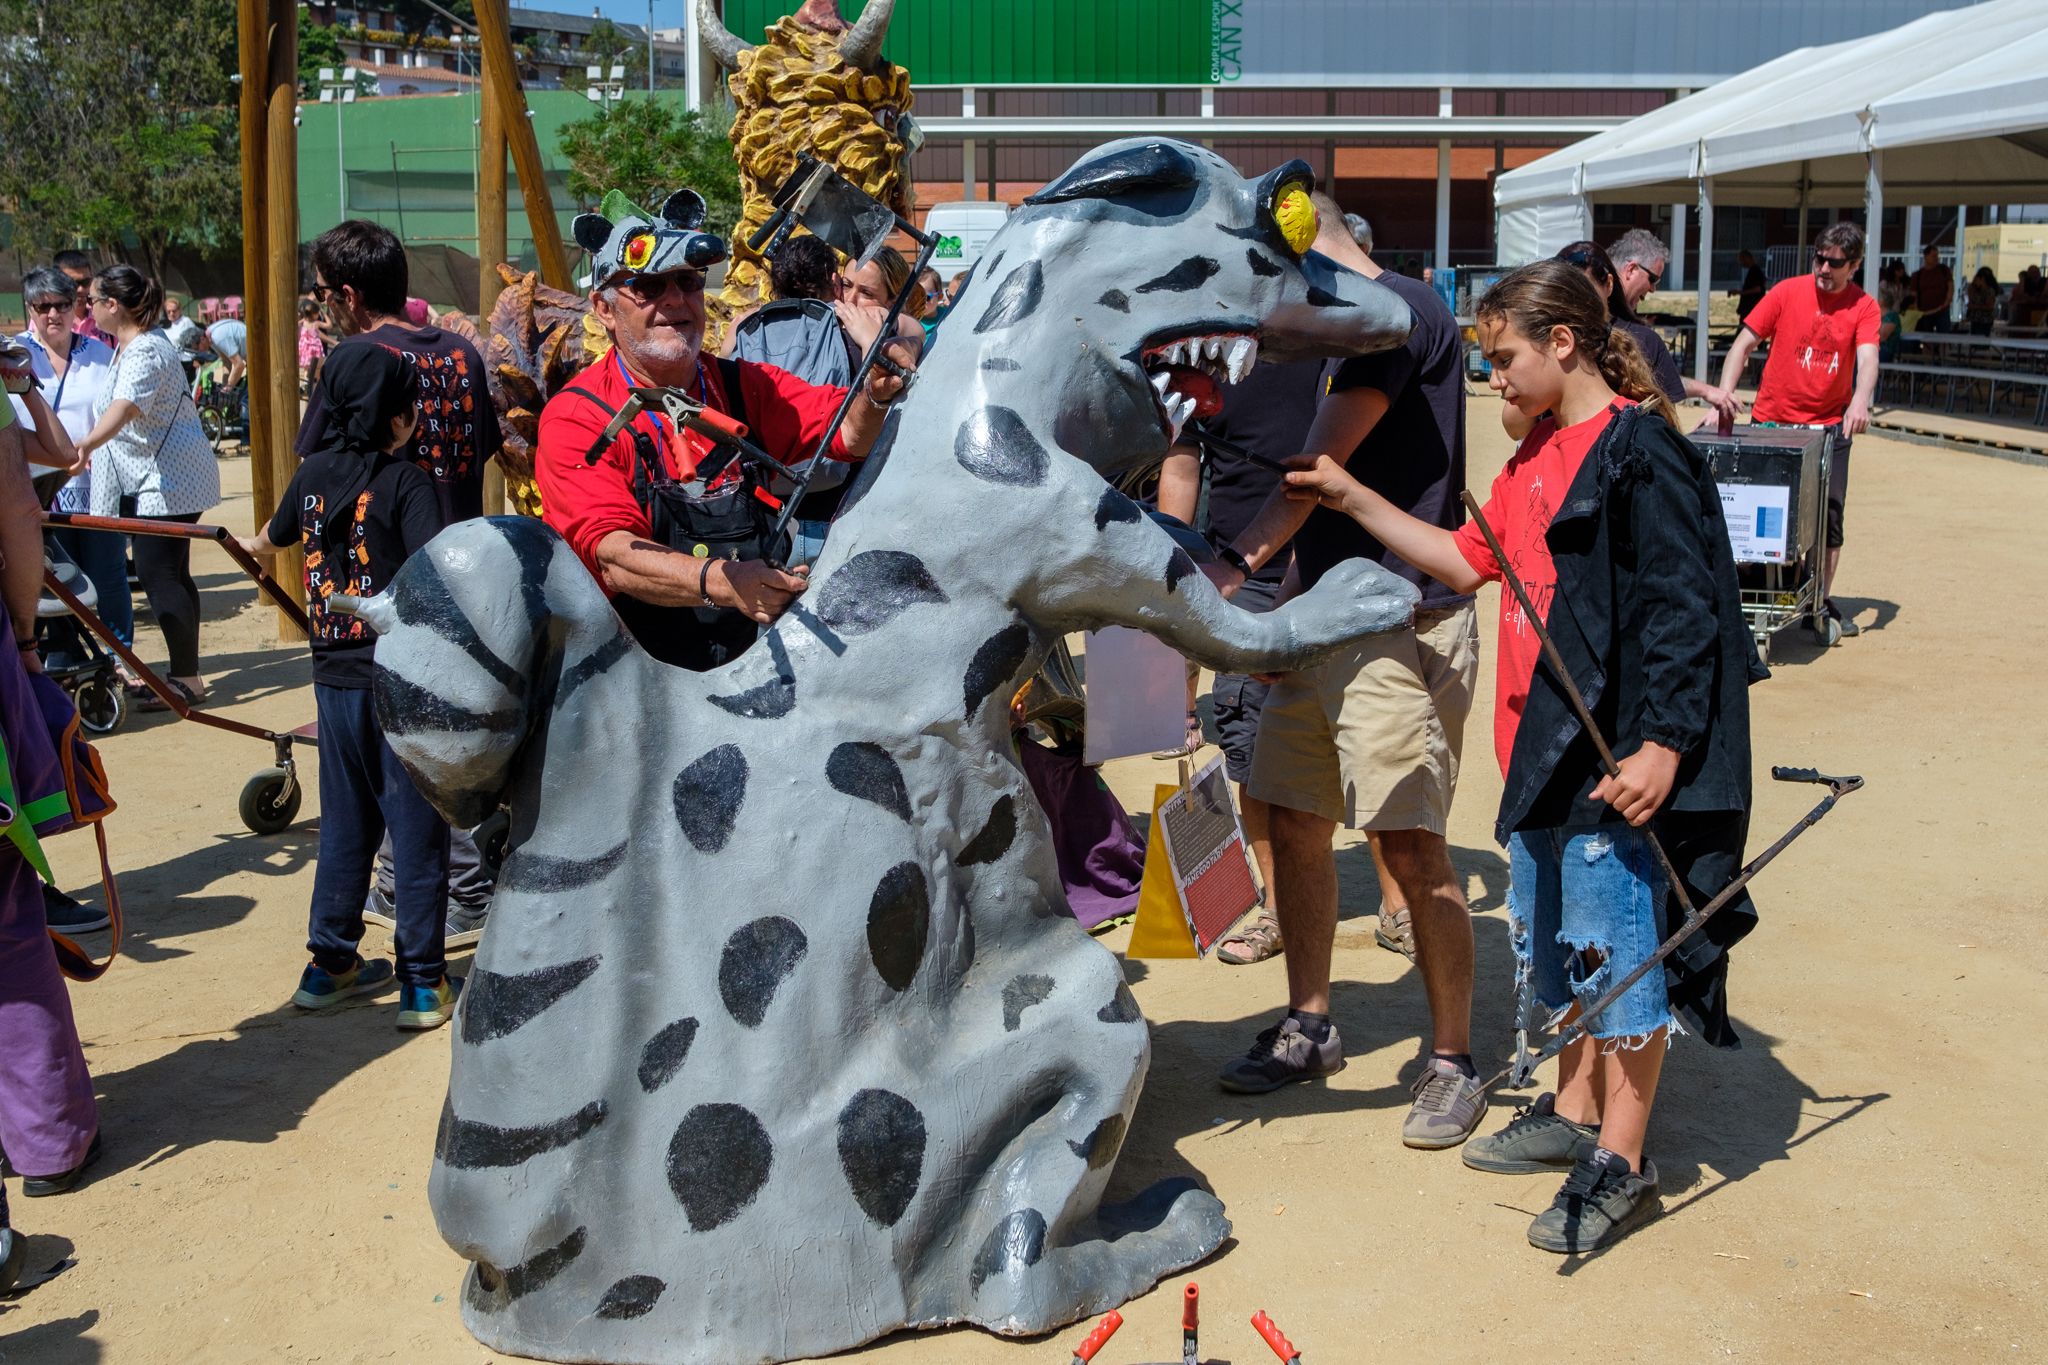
xmin=1274 ymin=185 xmax=1316 ymax=255
xmin=623 ymin=231 xmax=655 ymax=270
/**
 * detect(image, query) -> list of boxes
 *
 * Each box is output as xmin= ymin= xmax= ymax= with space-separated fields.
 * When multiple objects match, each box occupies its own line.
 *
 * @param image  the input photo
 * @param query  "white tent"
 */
xmin=1494 ymin=0 xmax=2048 ymax=373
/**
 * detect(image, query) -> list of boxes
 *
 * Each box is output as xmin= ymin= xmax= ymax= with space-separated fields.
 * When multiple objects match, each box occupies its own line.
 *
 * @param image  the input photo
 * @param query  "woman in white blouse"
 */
xmin=10 ymin=267 xmax=129 ymax=651
xmin=74 ymin=266 xmax=220 ymax=706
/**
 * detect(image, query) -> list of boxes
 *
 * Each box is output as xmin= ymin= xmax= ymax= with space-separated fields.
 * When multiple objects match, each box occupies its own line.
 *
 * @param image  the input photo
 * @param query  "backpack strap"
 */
xmin=46 ymin=821 xmax=121 ymax=983
xmin=562 ymin=381 xmax=665 ymax=492
xmin=715 ymin=356 xmax=750 ymax=432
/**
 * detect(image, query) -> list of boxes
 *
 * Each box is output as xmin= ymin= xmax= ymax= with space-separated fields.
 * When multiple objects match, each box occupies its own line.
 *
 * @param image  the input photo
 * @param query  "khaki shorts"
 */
xmin=1247 ymin=601 xmax=1478 ymax=833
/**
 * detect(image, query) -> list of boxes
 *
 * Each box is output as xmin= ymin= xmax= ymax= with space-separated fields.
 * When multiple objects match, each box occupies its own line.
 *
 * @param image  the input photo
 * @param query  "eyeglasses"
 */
xmin=308 ymin=283 xmax=337 ymax=301
xmin=1814 ymin=254 xmax=1854 ymax=271
xmin=1631 ymin=260 xmax=1663 ymax=288
xmin=88 ymin=294 xmax=113 ymax=307
xmin=613 ymin=269 xmax=706 ymax=304
xmin=28 ymin=299 xmax=71 ymax=314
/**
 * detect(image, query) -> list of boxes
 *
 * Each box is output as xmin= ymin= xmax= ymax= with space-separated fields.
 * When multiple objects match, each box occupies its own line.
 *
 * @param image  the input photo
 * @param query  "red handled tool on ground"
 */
xmin=1458 ymin=490 xmax=1865 ymax=1092
xmin=1251 ymin=1310 xmax=1302 ymax=1364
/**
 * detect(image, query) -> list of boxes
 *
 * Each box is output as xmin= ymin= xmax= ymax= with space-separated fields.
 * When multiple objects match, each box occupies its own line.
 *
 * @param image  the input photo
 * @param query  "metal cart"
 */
xmin=1692 ymin=423 xmax=1836 ymax=663
xmin=41 ymin=512 xmax=317 ymax=834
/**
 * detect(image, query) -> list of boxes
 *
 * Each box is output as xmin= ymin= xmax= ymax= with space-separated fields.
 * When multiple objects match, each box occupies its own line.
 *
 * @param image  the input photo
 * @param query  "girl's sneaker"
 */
xmin=1463 ymin=1093 xmax=1599 ymax=1173
xmin=290 ymin=956 xmax=395 ymax=1010
xmin=1527 ymin=1148 xmax=1660 ymax=1253
xmin=397 ymin=976 xmax=461 ymax=1032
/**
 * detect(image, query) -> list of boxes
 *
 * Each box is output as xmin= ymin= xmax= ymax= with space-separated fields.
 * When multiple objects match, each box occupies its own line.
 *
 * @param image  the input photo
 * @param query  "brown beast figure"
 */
xmin=698 ymin=0 xmax=915 ymax=316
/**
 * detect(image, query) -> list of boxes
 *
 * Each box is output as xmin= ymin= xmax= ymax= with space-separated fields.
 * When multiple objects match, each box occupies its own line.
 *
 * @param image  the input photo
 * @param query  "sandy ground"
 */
xmin=3 ymin=396 xmax=2045 ymax=1364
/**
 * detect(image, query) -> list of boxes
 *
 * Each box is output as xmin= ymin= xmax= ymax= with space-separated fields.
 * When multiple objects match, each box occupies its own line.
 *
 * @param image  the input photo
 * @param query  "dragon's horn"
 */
xmin=697 ymin=0 xmax=751 ymax=68
xmin=839 ymin=0 xmax=895 ymax=69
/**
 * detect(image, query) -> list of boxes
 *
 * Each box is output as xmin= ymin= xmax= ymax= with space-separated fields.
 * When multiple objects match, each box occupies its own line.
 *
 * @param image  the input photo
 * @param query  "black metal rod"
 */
xmin=1483 ymin=768 xmax=1862 ymax=1093
xmin=765 ymin=220 xmax=940 ymax=563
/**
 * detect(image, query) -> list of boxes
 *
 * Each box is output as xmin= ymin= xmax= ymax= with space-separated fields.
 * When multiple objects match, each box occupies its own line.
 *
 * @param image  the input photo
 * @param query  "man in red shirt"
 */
xmin=536 ymin=188 xmax=909 ymax=670
xmin=1714 ymin=221 xmax=1881 ymax=637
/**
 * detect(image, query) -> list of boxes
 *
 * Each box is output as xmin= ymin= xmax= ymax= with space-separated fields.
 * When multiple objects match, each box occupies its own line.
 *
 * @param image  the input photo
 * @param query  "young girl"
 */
xmin=238 ymin=345 xmax=457 ymax=1030
xmin=1285 ymin=260 xmax=1763 ymax=1252
xmin=297 ymin=297 xmax=327 ymax=392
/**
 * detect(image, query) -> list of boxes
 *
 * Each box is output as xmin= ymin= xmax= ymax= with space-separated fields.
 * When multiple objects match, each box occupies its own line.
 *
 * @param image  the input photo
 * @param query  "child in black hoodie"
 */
xmin=239 ymin=343 xmax=456 ymax=1028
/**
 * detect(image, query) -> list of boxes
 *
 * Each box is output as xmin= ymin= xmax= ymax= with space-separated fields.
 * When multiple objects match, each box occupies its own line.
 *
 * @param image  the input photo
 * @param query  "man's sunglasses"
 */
xmin=614 ymin=269 xmax=706 ymax=304
xmin=1814 ymin=253 xmax=1855 ymax=270
xmin=308 ymin=283 xmax=339 ymax=301
xmin=1630 ymin=260 xmax=1663 ymax=288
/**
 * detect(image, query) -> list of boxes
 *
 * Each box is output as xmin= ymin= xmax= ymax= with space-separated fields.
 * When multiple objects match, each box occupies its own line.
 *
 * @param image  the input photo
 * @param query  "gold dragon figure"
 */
xmin=698 ymin=0 xmax=914 ymax=316
xmin=482 ymin=1 xmax=913 ymax=515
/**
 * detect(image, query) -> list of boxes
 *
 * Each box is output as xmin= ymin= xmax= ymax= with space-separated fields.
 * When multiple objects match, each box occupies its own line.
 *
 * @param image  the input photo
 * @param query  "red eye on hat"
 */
xmin=623 ymin=232 xmax=655 ymax=271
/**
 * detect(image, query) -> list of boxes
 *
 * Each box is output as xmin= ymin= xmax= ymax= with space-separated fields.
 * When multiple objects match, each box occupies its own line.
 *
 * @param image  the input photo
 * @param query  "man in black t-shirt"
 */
xmin=297 ymin=221 xmax=502 ymax=939
xmin=1160 ymin=359 xmax=1315 ymax=965
xmin=1205 ymin=194 xmax=1483 ymax=1151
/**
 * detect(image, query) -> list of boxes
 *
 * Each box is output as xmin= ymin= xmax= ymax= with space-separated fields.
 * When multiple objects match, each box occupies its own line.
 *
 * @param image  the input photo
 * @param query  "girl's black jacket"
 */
xmin=1498 ymin=403 xmax=1771 ymax=1047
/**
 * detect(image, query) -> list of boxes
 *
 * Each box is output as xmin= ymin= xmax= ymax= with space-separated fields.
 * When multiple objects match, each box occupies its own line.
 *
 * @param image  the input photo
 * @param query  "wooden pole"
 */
xmin=474 ymin=0 xmax=571 ymax=291
xmin=264 ymin=0 xmax=307 ymax=625
xmin=236 ymin=0 xmax=270 ymax=537
xmin=478 ymin=77 xmax=509 ymax=516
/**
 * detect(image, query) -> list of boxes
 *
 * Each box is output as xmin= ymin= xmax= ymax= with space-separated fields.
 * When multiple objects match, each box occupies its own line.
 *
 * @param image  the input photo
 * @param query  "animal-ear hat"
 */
xmin=573 ymin=188 xmax=727 ymax=288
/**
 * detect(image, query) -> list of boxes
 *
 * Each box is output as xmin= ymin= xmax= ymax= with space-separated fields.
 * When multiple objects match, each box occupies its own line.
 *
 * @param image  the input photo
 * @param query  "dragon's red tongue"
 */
xmin=1164 ymin=365 xmax=1224 ymax=419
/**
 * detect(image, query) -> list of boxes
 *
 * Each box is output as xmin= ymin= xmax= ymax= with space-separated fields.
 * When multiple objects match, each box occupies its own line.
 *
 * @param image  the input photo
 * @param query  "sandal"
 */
xmin=1151 ymin=709 xmax=1205 ymax=760
xmin=1215 ymin=911 xmax=1284 ymax=965
xmin=136 ymin=679 xmax=204 ymax=713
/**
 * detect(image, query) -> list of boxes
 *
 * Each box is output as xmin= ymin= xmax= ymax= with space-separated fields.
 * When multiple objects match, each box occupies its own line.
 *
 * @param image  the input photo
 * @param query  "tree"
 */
xmin=390 ymin=0 xmax=473 ymax=52
xmin=558 ymin=99 xmax=740 ymax=238
xmin=0 ymin=0 xmax=239 ymax=278
xmin=300 ymin=21 xmax=348 ymax=98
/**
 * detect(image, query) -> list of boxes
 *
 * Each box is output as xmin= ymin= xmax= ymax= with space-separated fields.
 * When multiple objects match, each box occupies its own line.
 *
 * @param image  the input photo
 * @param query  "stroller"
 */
xmin=36 ymin=539 xmax=127 ymax=736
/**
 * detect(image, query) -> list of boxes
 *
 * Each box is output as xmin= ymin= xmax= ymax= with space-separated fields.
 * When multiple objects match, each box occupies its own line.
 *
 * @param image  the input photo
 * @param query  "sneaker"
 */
xmin=1463 ymin=1093 xmax=1600 ymax=1174
xmin=1402 ymin=1057 xmax=1487 ymax=1150
xmin=361 ymin=885 xmax=396 ymax=932
xmin=290 ymin=956 xmax=395 ymax=1010
xmin=397 ymin=975 xmax=461 ymax=1031
xmin=1526 ymin=1149 xmax=1661 ymax=1253
xmin=1825 ymin=599 xmax=1862 ymax=638
xmin=22 ymin=1132 xmax=101 ymax=1198
xmin=1217 ymin=1016 xmax=1344 ymax=1094
xmin=0 ymin=1222 xmax=23 ymax=1293
xmin=444 ymin=902 xmax=489 ymax=950
xmin=1374 ymin=905 xmax=1415 ymax=961
xmin=42 ymin=883 xmax=109 ymax=935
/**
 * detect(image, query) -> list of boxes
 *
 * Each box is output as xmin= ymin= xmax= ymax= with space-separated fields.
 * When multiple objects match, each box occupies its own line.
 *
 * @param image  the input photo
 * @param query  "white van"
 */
xmin=922 ymin=201 xmax=1012 ymax=282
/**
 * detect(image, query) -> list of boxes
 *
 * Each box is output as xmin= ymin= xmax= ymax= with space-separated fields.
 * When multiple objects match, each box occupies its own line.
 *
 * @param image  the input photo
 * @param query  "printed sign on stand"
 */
xmin=1718 ymin=483 xmax=1793 ymax=563
xmin=1151 ymin=756 xmax=1261 ymax=956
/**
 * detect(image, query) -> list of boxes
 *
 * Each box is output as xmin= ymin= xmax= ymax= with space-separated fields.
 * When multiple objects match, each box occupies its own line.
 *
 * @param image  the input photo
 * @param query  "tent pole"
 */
xmin=1863 ymin=149 xmax=1883 ymax=297
xmin=1905 ymin=205 xmax=1923 ymax=263
xmin=1695 ymin=177 xmax=1714 ymax=382
xmin=1668 ymin=202 xmax=1687 ymax=291
xmin=1796 ymin=160 xmax=1811 ymax=254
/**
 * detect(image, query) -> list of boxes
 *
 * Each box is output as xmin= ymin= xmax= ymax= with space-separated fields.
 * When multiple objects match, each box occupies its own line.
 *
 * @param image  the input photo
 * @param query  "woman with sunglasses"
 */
xmin=73 ymin=265 xmax=221 ymax=707
xmin=1713 ymin=222 xmax=1882 ymax=639
xmin=8 ymin=268 xmax=131 ymax=655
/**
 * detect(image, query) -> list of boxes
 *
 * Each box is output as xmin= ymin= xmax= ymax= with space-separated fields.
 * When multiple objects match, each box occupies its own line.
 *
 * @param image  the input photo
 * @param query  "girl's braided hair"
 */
xmin=1475 ymin=260 xmax=1675 ymax=425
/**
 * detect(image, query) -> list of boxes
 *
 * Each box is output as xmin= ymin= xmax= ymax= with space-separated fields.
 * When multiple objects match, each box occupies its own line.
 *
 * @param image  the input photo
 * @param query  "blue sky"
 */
xmin=588 ymin=0 xmax=691 ymax=31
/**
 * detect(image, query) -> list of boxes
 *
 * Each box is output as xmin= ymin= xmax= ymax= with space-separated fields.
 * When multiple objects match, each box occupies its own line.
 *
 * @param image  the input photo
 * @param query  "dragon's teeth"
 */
xmin=1165 ymin=340 xmax=1187 ymax=366
xmin=1150 ymin=371 xmax=1173 ymax=397
xmin=1226 ymin=336 xmax=1256 ymax=383
xmin=1204 ymin=335 xmax=1223 ymax=360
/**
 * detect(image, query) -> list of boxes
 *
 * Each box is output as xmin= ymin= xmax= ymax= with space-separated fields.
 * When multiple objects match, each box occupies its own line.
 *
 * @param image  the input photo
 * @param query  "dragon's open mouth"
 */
xmin=1139 ymin=329 xmax=1261 ymax=441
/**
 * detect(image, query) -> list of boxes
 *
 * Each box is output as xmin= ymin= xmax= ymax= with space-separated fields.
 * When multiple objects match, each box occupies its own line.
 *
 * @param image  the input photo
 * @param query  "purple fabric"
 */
xmin=0 ymin=617 xmax=98 ymax=1176
xmin=1016 ymin=740 xmax=1146 ymax=930
xmin=0 ymin=828 xmax=97 ymax=1177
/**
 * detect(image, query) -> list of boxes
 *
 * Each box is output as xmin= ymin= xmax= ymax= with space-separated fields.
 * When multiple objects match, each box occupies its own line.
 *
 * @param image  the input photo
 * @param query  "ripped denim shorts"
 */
xmin=1508 ymin=824 xmax=1676 ymax=1046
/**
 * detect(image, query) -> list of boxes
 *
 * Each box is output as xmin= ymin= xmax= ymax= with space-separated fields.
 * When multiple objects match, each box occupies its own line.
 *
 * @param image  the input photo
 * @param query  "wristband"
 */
xmin=1214 ymin=542 xmax=1252 ymax=578
xmin=864 ymin=389 xmax=894 ymax=412
xmin=17 ymin=638 xmax=37 ymax=651
xmin=698 ymin=555 xmax=714 ymax=606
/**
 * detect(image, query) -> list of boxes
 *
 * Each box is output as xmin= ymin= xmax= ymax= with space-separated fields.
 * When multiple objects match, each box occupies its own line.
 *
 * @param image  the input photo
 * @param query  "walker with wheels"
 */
xmin=41 ymin=511 xmax=316 ymax=834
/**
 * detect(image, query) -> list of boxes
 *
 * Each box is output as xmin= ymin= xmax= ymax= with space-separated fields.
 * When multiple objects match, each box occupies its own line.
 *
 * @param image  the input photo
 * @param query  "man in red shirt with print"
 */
xmin=1714 ymin=221 xmax=1881 ymax=637
xmin=537 ymin=187 xmax=909 ymax=671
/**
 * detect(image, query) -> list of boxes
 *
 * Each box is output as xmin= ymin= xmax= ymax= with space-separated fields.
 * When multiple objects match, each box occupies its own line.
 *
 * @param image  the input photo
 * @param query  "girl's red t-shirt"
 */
xmin=1452 ymin=399 xmax=1635 ymax=776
